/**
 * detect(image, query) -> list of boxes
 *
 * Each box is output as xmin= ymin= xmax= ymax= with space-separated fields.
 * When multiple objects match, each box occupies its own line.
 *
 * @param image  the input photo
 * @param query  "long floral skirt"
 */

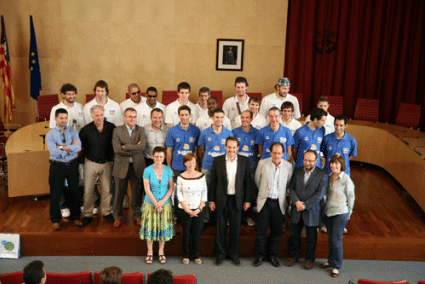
xmin=139 ymin=202 xmax=175 ymax=242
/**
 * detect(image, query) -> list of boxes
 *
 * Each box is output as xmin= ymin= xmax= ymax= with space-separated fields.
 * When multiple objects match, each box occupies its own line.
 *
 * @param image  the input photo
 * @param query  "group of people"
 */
xmin=47 ymin=76 xmax=357 ymax=277
xmin=22 ymin=260 xmax=174 ymax=284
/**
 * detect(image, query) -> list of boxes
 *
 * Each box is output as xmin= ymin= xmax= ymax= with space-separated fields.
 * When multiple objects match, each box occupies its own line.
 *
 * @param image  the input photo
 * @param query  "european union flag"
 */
xmin=29 ymin=16 xmax=41 ymax=100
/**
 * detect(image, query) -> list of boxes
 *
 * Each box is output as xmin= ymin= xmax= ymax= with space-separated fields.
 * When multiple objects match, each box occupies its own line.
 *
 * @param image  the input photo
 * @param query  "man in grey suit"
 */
xmin=112 ymin=107 xmax=147 ymax=228
xmin=285 ymin=150 xmax=328 ymax=269
xmin=209 ymin=136 xmax=252 ymax=266
xmin=253 ymin=142 xmax=293 ymax=267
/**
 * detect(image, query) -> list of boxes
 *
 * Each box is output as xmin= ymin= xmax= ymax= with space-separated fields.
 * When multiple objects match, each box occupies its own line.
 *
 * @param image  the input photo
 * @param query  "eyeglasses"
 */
xmin=126 ymin=116 xmax=137 ymax=119
xmin=131 ymin=91 xmax=141 ymax=96
xmin=147 ymin=95 xmax=157 ymax=98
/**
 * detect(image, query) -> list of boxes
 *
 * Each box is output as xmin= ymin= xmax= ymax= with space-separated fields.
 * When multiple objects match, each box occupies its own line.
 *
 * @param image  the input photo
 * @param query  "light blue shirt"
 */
xmin=47 ymin=126 xmax=81 ymax=162
xmin=143 ymin=165 xmax=174 ymax=206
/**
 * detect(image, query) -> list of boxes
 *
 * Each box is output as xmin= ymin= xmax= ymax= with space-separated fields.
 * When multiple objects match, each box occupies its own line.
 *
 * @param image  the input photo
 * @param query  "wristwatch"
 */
xmin=59 ymin=146 xmax=63 ymax=150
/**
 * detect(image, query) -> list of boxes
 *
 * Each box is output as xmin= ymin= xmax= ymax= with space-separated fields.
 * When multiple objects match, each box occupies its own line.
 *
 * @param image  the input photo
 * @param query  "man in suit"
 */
xmin=112 ymin=107 xmax=147 ymax=227
xmin=209 ymin=136 xmax=252 ymax=266
xmin=285 ymin=150 xmax=328 ymax=269
xmin=253 ymin=142 xmax=293 ymax=267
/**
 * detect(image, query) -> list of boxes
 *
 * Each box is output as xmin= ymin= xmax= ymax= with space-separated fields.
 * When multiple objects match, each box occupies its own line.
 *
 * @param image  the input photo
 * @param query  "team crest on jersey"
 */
xmin=176 ymin=138 xmax=180 ymax=142
xmin=251 ymin=140 xmax=255 ymax=145
xmin=343 ymin=148 xmax=349 ymax=154
xmin=329 ymin=146 xmax=332 ymax=150
xmin=189 ymin=137 xmax=195 ymax=143
xmin=221 ymin=139 xmax=226 ymax=144
xmin=243 ymin=145 xmax=249 ymax=151
xmin=110 ymin=110 xmax=115 ymax=115
xmin=317 ymin=137 xmax=322 ymax=143
xmin=304 ymin=137 xmax=309 ymax=141
xmin=214 ymin=146 xmax=220 ymax=151
xmin=207 ymin=137 xmax=212 ymax=141
xmin=237 ymin=138 xmax=241 ymax=141
xmin=266 ymin=136 xmax=270 ymax=140
xmin=280 ymin=137 xmax=287 ymax=143
xmin=183 ymin=144 xmax=189 ymax=150
xmin=311 ymin=144 xmax=318 ymax=150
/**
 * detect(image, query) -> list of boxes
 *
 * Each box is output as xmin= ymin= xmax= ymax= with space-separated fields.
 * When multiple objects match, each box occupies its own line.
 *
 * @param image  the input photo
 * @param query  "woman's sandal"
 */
xmin=320 ymin=262 xmax=331 ymax=268
xmin=145 ymin=255 xmax=153 ymax=264
xmin=331 ymin=269 xmax=339 ymax=277
xmin=159 ymin=255 xmax=167 ymax=264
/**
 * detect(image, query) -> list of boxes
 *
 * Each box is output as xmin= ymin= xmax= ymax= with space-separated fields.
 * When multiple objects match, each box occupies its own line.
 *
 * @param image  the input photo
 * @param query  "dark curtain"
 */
xmin=284 ymin=0 xmax=425 ymax=129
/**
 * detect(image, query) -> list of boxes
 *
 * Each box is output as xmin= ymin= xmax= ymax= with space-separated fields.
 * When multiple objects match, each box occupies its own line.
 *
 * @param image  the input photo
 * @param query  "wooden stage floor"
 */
xmin=1 ymin=162 xmax=424 ymax=261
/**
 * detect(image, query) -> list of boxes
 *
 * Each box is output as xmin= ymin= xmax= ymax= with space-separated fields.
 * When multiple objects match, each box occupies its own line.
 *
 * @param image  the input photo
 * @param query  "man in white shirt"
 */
xmin=195 ymin=96 xmax=232 ymax=132
xmin=165 ymin=82 xmax=197 ymax=127
xmin=223 ymin=77 xmax=250 ymax=128
xmin=135 ymin=87 xmax=166 ymax=127
xmin=304 ymin=96 xmax=335 ymax=135
xmin=259 ymin=77 xmax=301 ymax=119
xmin=233 ymin=96 xmax=268 ymax=130
xmin=49 ymin=84 xmax=85 ymax=132
xmin=193 ymin=87 xmax=210 ymax=121
xmin=83 ymin=80 xmax=124 ymax=126
xmin=280 ymin=101 xmax=302 ymax=136
xmin=119 ymin=83 xmax=146 ymax=113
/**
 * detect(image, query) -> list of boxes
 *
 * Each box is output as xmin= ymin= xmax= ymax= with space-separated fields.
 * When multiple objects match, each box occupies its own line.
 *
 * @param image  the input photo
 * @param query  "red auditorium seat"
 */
xmin=327 ymin=96 xmax=344 ymax=116
xmin=354 ymin=98 xmax=380 ymax=122
xmin=247 ymin=92 xmax=262 ymax=100
xmin=45 ymin=271 xmax=93 ymax=284
xmin=357 ymin=279 xmax=407 ymax=284
xmin=0 ymin=271 xmax=24 ymax=284
xmin=86 ymin=94 xmax=95 ymax=103
xmin=395 ymin=102 xmax=421 ymax=129
xmin=94 ymin=271 xmax=143 ymax=284
xmin=162 ymin=90 xmax=179 ymax=105
xmin=210 ymin=90 xmax=223 ymax=109
xmin=37 ymin=94 xmax=59 ymax=122
xmin=291 ymin=93 xmax=304 ymax=116
xmin=147 ymin=273 xmax=196 ymax=284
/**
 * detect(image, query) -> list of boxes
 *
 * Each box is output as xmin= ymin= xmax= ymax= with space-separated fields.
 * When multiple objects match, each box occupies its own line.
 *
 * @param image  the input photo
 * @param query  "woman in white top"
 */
xmin=320 ymin=155 xmax=355 ymax=278
xmin=176 ymin=153 xmax=208 ymax=265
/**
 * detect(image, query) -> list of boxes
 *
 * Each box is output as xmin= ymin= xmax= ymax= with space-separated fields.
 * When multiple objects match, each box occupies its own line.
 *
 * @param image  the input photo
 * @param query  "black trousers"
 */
xmin=289 ymin=218 xmax=318 ymax=262
xmin=177 ymin=207 xmax=206 ymax=259
xmin=49 ymin=159 xmax=80 ymax=223
xmin=113 ymin=164 xmax=142 ymax=221
xmin=214 ymin=195 xmax=242 ymax=259
xmin=256 ymin=199 xmax=285 ymax=259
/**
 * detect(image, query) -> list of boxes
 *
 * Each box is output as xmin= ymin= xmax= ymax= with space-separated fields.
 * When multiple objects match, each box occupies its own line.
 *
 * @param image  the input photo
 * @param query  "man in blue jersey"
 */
xmin=256 ymin=107 xmax=294 ymax=160
xmin=166 ymin=105 xmax=200 ymax=178
xmin=232 ymin=110 xmax=259 ymax=227
xmin=292 ymin=107 xmax=327 ymax=168
xmin=321 ymin=115 xmax=357 ymax=176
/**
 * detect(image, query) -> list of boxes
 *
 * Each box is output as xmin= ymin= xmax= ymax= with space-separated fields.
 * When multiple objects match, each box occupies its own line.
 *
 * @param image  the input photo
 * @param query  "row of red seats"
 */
xmin=0 ymin=270 xmax=196 ymax=284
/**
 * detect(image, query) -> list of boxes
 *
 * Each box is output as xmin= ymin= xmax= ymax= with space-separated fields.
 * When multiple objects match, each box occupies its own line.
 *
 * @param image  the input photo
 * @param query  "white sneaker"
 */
xmin=246 ymin=217 xmax=256 ymax=227
xmin=61 ymin=208 xmax=70 ymax=218
xmin=93 ymin=207 xmax=99 ymax=215
xmin=343 ymin=228 xmax=348 ymax=234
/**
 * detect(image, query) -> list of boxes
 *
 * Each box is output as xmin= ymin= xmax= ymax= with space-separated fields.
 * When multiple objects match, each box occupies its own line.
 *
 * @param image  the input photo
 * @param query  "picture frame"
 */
xmin=216 ymin=39 xmax=244 ymax=71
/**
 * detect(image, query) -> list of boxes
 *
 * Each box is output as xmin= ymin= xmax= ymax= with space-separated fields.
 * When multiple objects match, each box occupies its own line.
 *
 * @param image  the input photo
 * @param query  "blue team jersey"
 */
xmin=321 ymin=132 xmax=357 ymax=176
xmin=255 ymin=124 xmax=294 ymax=160
xmin=232 ymin=126 xmax=259 ymax=163
xmin=166 ymin=123 xmax=200 ymax=171
xmin=198 ymin=126 xmax=233 ymax=170
xmin=293 ymin=124 xmax=325 ymax=168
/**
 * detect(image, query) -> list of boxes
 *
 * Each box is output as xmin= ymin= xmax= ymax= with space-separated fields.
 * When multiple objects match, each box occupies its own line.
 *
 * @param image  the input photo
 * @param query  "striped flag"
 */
xmin=0 ymin=16 xmax=16 ymax=122
xmin=29 ymin=15 xmax=41 ymax=100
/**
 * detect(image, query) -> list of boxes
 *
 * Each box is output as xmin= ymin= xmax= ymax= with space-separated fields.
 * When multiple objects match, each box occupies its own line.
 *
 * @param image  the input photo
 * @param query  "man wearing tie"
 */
xmin=209 ymin=136 xmax=252 ymax=266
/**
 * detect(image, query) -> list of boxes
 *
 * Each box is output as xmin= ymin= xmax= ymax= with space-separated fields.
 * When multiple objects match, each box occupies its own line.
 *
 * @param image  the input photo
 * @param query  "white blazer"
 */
xmin=255 ymin=157 xmax=293 ymax=214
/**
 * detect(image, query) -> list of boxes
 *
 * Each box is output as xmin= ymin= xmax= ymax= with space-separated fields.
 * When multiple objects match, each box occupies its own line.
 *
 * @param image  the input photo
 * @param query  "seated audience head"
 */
xmin=316 ymin=96 xmax=330 ymax=113
xmin=275 ymin=77 xmax=290 ymax=97
xmin=235 ymin=77 xmax=248 ymax=96
xmin=23 ymin=260 xmax=46 ymax=284
xmin=93 ymin=80 xmax=109 ymax=97
xmin=281 ymin=101 xmax=295 ymax=120
xmin=248 ymin=96 xmax=261 ymax=114
xmin=60 ymin=84 xmax=77 ymax=104
xmin=148 ymin=269 xmax=174 ymax=284
xmin=330 ymin=154 xmax=346 ymax=173
xmin=99 ymin=266 xmax=123 ymax=284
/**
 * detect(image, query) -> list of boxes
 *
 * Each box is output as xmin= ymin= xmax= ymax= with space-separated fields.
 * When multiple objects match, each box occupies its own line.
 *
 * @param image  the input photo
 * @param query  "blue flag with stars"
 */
xmin=29 ymin=16 xmax=41 ymax=100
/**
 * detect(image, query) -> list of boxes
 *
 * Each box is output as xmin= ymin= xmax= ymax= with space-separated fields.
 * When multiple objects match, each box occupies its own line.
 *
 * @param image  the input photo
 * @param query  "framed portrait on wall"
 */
xmin=216 ymin=39 xmax=244 ymax=71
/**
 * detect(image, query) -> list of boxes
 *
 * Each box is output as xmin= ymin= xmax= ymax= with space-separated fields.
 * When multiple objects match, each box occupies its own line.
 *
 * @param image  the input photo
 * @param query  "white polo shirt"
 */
xmin=119 ymin=97 xmax=146 ymax=114
xmin=233 ymin=113 xmax=268 ymax=130
xmin=50 ymin=101 xmax=85 ymax=132
xmin=83 ymin=97 xmax=124 ymax=126
xmin=195 ymin=112 xmax=232 ymax=132
xmin=165 ymin=99 xmax=197 ymax=126
xmin=193 ymin=103 xmax=208 ymax=123
xmin=134 ymin=101 xmax=166 ymax=127
xmin=259 ymin=92 xmax=301 ymax=119
xmin=281 ymin=117 xmax=303 ymax=135
xmin=222 ymin=94 xmax=250 ymax=129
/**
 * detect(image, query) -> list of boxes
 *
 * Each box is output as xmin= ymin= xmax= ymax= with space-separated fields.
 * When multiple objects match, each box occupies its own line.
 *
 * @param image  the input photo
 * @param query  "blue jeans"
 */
xmin=324 ymin=213 xmax=350 ymax=269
